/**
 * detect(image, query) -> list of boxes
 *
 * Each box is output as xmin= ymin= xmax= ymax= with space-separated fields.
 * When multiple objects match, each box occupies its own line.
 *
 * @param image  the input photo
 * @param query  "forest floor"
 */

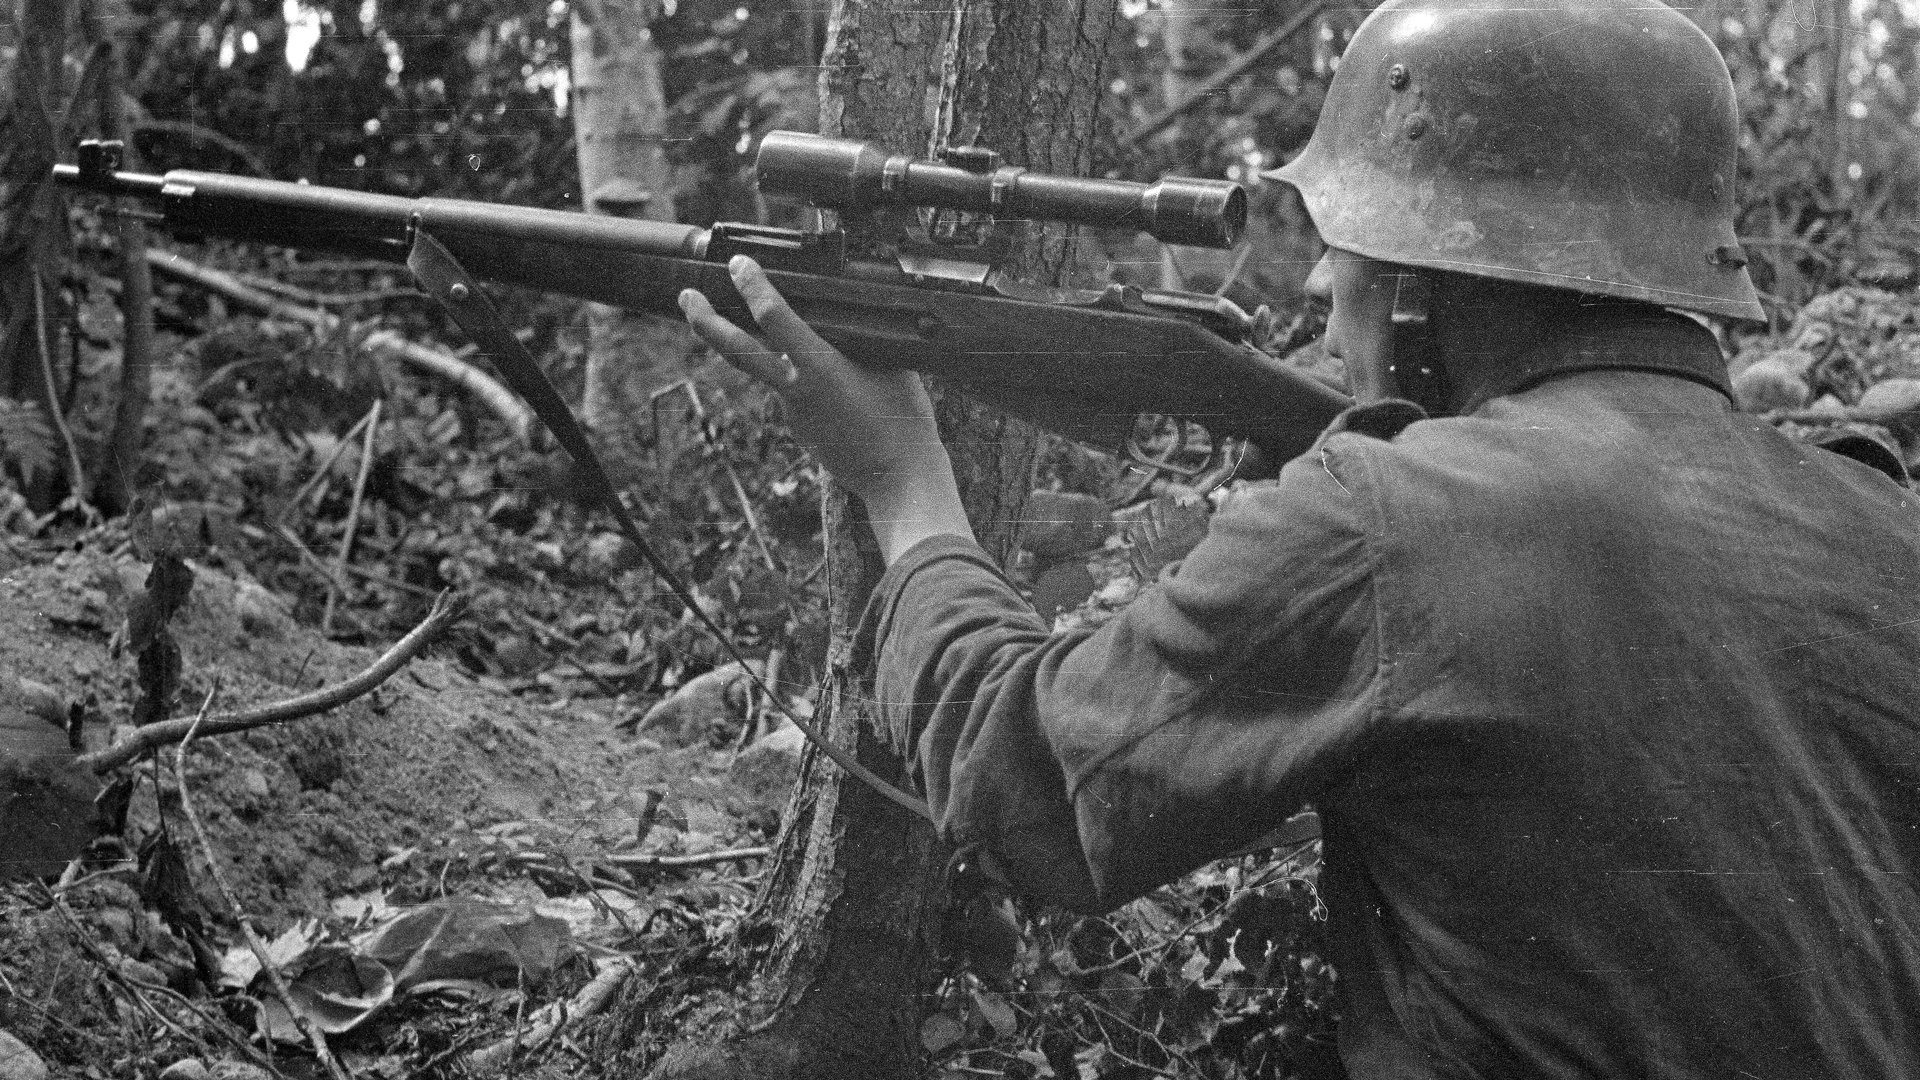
xmin=0 ymin=525 xmax=788 ymax=1079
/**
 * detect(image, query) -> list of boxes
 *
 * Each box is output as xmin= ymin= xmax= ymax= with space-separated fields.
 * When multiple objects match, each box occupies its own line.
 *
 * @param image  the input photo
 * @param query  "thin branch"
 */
xmin=323 ymin=398 xmax=382 ymax=635
xmin=681 ymin=382 xmax=781 ymax=575
xmin=282 ymin=408 xmax=374 ymax=523
xmin=237 ymin=272 xmax=428 ymax=308
xmin=500 ymin=609 xmax=624 ymax=696
xmin=1119 ymin=0 xmax=1330 ymax=148
xmin=78 ymin=592 xmax=465 ymax=773
xmin=32 ymin=271 xmax=93 ymax=512
xmin=131 ymin=118 xmax=273 ymax=177
xmin=171 ymin=687 xmax=353 ymax=1080
xmin=143 ymin=249 xmax=535 ymax=442
xmin=464 ymin=960 xmax=634 ymax=1074
xmin=605 ymin=846 xmax=770 ymax=870
xmin=500 ymin=846 xmax=770 ymax=873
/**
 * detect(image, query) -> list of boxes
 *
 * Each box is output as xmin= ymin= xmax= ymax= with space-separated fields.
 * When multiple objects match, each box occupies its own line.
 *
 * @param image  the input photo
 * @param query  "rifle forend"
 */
xmin=756 ymin=131 xmax=1246 ymax=249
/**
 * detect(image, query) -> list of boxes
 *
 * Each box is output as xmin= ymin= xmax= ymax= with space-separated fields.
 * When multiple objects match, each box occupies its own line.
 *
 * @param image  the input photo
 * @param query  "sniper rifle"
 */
xmin=55 ymin=132 xmax=1348 ymax=462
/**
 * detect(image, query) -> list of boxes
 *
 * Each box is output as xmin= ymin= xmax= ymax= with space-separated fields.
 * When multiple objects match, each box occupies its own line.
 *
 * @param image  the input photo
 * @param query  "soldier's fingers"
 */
xmin=727 ymin=256 xmax=838 ymax=369
xmin=677 ymin=288 xmax=797 ymax=387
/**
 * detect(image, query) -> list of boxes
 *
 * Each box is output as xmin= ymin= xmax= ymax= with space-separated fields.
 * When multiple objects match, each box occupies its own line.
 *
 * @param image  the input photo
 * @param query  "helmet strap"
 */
xmin=1386 ymin=268 xmax=1452 ymax=414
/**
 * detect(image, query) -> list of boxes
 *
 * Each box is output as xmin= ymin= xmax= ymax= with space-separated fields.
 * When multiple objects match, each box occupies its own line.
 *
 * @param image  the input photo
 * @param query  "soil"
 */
xmin=0 ymin=532 xmax=767 ymax=924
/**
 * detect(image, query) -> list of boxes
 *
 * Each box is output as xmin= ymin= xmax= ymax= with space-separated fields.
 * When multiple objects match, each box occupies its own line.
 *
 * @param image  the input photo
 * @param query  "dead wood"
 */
xmin=143 ymin=249 xmax=535 ymax=443
xmin=77 ymin=592 xmax=465 ymax=773
xmin=506 ymin=846 xmax=770 ymax=873
xmin=464 ymin=958 xmax=634 ymax=1074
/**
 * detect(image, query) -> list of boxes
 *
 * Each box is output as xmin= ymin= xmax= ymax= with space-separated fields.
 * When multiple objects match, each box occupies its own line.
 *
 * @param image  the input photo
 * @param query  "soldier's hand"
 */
xmin=678 ymin=255 xmax=972 ymax=563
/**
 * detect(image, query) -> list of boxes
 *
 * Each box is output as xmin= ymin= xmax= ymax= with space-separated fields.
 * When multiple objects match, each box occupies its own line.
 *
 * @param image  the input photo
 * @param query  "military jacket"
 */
xmin=858 ymin=314 xmax=1920 ymax=1078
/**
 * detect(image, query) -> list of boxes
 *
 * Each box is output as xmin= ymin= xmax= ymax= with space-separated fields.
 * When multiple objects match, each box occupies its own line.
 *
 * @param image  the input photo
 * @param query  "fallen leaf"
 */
xmin=220 ymin=920 xmax=323 ymax=989
xmin=284 ymin=943 xmax=396 ymax=1033
xmin=354 ymin=895 xmax=572 ymax=993
xmin=970 ymin=986 xmax=1018 ymax=1039
xmin=919 ymin=1012 xmax=966 ymax=1055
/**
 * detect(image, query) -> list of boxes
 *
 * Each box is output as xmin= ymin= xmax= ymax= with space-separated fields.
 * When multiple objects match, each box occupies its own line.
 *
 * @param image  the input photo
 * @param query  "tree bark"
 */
xmin=89 ymin=0 xmax=156 ymax=514
xmin=1823 ymin=0 xmax=1849 ymax=199
xmin=626 ymin=2 xmax=1117 ymax=1078
xmin=570 ymin=0 xmax=693 ymax=462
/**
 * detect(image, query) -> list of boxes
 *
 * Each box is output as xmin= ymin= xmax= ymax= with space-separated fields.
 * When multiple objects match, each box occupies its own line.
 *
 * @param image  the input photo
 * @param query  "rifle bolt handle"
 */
xmin=449 ymin=283 xmax=471 ymax=301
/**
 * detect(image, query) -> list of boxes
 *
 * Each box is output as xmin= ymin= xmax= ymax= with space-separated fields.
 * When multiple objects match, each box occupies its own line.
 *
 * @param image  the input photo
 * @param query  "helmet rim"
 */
xmin=1265 ymin=0 xmax=1765 ymax=324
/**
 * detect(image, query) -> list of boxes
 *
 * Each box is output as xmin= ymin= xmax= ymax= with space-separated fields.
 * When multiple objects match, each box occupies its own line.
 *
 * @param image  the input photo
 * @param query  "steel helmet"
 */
xmin=1268 ymin=0 xmax=1765 ymax=323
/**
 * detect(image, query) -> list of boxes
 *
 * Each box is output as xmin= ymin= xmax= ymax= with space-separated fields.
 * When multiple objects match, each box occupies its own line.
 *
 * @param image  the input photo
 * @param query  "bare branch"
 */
xmin=323 ymin=399 xmax=382 ymax=635
xmin=32 ymin=271 xmax=93 ymax=513
xmin=237 ymin=272 xmax=427 ymax=308
xmin=78 ymin=592 xmax=465 ymax=774
xmin=496 ymin=845 xmax=770 ymax=874
xmin=143 ymin=249 xmax=536 ymax=443
xmin=130 ymin=119 xmax=273 ymax=177
xmin=606 ymin=846 xmax=771 ymax=870
xmin=1118 ymin=0 xmax=1329 ymax=149
xmin=464 ymin=959 xmax=634 ymax=1074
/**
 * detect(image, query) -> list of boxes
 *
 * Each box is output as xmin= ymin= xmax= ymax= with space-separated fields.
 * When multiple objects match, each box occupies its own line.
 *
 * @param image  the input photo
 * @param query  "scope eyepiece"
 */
xmin=755 ymin=130 xmax=1246 ymax=249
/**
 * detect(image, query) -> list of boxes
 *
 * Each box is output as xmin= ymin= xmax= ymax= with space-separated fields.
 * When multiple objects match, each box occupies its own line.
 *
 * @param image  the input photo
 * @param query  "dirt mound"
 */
xmin=0 ymin=538 xmax=755 ymax=924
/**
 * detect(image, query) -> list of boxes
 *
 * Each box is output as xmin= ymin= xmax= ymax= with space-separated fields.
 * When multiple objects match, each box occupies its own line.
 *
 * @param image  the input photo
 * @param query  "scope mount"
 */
xmin=78 ymin=139 xmax=126 ymax=185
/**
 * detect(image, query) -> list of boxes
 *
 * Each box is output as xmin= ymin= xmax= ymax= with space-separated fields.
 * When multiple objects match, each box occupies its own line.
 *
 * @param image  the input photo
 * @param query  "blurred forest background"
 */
xmin=5 ymin=1 xmax=1920 ymax=1078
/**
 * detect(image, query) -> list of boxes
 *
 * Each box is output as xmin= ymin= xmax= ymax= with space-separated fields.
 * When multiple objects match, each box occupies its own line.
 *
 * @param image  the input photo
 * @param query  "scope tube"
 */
xmin=756 ymin=131 xmax=1246 ymax=249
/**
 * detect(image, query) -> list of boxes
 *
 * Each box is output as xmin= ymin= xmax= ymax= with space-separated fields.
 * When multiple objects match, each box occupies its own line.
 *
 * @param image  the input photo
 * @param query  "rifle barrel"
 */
xmin=54 ymin=163 xmax=712 ymax=266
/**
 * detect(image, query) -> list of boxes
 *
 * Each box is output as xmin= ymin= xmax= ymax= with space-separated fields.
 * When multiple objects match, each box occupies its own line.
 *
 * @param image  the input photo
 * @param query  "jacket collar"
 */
xmin=1455 ymin=306 xmax=1733 ymax=416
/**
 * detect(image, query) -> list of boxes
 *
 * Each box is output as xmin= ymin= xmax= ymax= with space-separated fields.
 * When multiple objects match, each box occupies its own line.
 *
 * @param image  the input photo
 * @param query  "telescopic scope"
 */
xmin=755 ymin=130 xmax=1247 ymax=250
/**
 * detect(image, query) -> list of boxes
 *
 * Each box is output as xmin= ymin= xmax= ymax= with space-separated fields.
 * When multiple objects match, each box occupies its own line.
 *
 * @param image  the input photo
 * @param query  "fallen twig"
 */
xmin=253 ymin=523 xmax=378 ymax=637
xmin=237 ymin=272 xmax=427 ymax=308
xmin=500 ymin=609 xmax=624 ymax=696
xmin=78 ymin=592 xmax=465 ymax=773
xmin=324 ymin=398 xmax=382 ymax=636
xmin=604 ymin=846 xmax=770 ymax=870
xmin=494 ymin=845 xmax=769 ymax=881
xmin=464 ymin=959 xmax=635 ymax=1075
xmin=680 ymin=382 xmax=781 ymax=576
xmin=172 ymin=687 xmax=353 ymax=1080
xmin=281 ymin=408 xmax=375 ymax=523
xmin=144 ymin=249 xmax=535 ymax=442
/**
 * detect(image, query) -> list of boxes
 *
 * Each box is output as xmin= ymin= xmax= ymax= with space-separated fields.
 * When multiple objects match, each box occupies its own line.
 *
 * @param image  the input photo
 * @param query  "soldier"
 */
xmin=680 ymin=0 xmax=1920 ymax=1074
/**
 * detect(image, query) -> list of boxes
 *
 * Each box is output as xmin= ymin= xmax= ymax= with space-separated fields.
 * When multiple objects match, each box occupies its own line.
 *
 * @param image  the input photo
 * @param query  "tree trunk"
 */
xmin=0 ymin=0 xmax=74 ymax=501
xmin=624 ymin=2 xmax=1116 ymax=1078
xmin=90 ymin=0 xmax=155 ymax=514
xmin=570 ymin=0 xmax=693 ymax=462
xmin=1823 ymin=0 xmax=1849 ymax=199
xmin=614 ymin=2 xmax=1121 ymax=1076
